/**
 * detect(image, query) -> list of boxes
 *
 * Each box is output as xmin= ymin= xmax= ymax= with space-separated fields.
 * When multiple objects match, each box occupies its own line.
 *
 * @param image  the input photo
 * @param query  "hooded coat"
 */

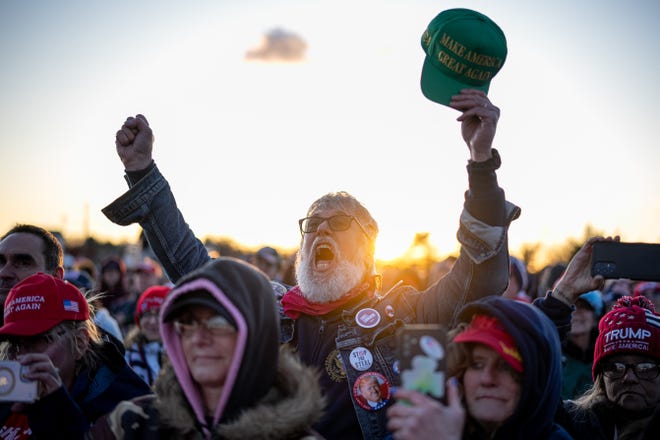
xmin=89 ymin=258 xmax=324 ymax=439
xmin=456 ymin=296 xmax=572 ymax=440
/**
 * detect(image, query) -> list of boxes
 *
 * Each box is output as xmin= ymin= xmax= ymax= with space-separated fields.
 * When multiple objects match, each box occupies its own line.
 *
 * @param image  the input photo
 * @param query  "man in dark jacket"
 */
xmin=104 ymin=87 xmax=518 ymax=439
xmin=103 ymin=88 xmax=519 ymax=439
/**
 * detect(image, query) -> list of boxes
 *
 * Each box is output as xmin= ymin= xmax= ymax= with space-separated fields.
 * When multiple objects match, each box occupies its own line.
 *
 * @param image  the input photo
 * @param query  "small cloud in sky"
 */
xmin=245 ymin=28 xmax=307 ymax=62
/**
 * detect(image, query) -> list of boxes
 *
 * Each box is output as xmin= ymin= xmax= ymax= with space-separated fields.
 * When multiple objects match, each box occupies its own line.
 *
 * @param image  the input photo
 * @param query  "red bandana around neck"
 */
xmin=282 ymin=279 xmax=375 ymax=319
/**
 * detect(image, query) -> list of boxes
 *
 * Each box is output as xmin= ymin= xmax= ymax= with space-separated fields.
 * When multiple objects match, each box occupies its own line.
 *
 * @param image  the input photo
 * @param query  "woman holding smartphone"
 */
xmin=387 ymin=296 xmax=572 ymax=440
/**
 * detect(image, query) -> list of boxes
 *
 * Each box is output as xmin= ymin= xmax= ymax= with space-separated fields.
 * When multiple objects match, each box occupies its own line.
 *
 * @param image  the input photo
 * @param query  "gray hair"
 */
xmin=306 ymin=191 xmax=379 ymax=272
xmin=306 ymin=191 xmax=379 ymax=240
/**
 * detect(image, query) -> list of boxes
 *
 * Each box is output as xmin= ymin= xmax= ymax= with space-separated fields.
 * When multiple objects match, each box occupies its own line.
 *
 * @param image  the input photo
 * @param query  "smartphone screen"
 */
xmin=396 ymin=324 xmax=447 ymax=401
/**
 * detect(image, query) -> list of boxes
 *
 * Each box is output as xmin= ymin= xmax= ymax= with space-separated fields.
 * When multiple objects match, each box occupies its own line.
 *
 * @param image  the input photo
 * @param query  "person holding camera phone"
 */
xmin=387 ymin=296 xmax=572 ymax=439
xmin=0 ymin=273 xmax=150 ymax=439
xmin=535 ymin=236 xmax=660 ymax=440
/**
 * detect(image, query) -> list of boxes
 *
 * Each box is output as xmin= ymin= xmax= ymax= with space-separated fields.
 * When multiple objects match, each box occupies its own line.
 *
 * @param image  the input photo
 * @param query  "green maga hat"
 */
xmin=421 ymin=8 xmax=507 ymax=106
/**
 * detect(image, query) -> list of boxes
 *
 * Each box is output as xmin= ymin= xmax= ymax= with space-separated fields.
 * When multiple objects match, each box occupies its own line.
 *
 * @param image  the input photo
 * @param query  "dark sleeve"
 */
xmin=125 ymin=161 xmax=155 ymax=184
xmin=102 ymin=164 xmax=211 ymax=283
xmin=533 ymin=292 xmax=574 ymax=342
xmin=86 ymin=414 xmax=117 ymax=440
xmin=415 ymin=149 xmax=515 ymax=327
xmin=464 ymin=148 xmax=505 ymax=226
xmin=27 ymin=386 xmax=89 ymax=439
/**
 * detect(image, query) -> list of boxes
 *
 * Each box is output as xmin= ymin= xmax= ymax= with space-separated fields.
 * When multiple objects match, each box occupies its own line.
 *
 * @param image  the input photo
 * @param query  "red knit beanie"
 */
xmin=593 ymin=296 xmax=660 ymax=380
xmin=134 ymin=285 xmax=171 ymax=326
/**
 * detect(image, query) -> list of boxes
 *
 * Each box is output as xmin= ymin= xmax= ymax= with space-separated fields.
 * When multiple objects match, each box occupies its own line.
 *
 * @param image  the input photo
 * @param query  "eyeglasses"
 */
xmin=602 ymin=362 xmax=660 ymax=380
xmin=298 ymin=214 xmax=370 ymax=238
xmin=173 ymin=315 xmax=236 ymax=338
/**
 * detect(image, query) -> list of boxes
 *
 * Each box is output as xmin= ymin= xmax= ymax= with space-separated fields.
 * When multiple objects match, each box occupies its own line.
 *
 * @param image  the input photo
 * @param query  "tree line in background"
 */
xmin=59 ymin=224 xmax=609 ymax=294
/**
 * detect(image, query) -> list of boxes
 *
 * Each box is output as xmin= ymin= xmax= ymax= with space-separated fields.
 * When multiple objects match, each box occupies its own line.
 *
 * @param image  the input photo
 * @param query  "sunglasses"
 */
xmin=601 ymin=361 xmax=660 ymax=380
xmin=173 ymin=315 xmax=236 ymax=338
xmin=298 ymin=214 xmax=370 ymax=238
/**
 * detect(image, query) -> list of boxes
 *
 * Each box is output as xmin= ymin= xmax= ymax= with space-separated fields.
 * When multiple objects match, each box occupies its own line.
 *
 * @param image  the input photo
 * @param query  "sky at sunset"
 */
xmin=2 ymin=0 xmax=659 ymax=262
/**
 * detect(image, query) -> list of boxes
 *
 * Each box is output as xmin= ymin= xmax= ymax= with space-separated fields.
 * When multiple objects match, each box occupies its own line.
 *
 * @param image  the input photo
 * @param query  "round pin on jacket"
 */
xmin=349 ymin=347 xmax=374 ymax=371
xmin=355 ymin=308 xmax=381 ymax=328
xmin=353 ymin=372 xmax=391 ymax=411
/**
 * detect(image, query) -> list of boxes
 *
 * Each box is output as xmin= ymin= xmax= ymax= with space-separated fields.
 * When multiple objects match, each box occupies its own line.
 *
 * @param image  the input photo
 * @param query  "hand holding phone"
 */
xmin=591 ymin=242 xmax=660 ymax=282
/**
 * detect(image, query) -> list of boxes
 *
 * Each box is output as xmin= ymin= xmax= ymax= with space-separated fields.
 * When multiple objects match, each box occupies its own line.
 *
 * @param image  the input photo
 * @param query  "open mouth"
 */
xmin=314 ymin=243 xmax=336 ymax=271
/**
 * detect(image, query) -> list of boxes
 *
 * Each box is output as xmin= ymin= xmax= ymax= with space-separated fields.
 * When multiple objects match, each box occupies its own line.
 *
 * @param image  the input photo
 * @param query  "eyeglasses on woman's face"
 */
xmin=173 ymin=315 xmax=235 ymax=338
xmin=602 ymin=361 xmax=660 ymax=381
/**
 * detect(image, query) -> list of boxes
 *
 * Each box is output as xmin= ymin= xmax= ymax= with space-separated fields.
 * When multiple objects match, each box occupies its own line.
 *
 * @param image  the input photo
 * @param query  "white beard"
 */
xmin=295 ymin=237 xmax=367 ymax=304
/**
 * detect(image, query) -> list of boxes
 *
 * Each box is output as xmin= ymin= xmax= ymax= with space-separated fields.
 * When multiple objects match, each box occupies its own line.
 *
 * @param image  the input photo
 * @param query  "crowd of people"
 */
xmin=1 ymin=215 xmax=657 ymax=439
xmin=1 ymin=10 xmax=658 ymax=435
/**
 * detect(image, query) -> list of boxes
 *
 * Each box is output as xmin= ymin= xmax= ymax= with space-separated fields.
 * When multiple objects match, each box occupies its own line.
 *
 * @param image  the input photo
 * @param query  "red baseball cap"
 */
xmin=134 ymin=285 xmax=171 ymax=326
xmin=454 ymin=314 xmax=523 ymax=373
xmin=0 ymin=273 xmax=89 ymax=336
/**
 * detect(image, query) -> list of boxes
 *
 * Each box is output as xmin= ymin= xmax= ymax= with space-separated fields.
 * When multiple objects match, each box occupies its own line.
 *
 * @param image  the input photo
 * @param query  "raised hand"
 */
xmin=449 ymin=89 xmax=499 ymax=163
xmin=115 ymin=114 xmax=154 ymax=171
xmin=387 ymin=378 xmax=465 ymax=440
xmin=553 ymin=236 xmax=620 ymax=304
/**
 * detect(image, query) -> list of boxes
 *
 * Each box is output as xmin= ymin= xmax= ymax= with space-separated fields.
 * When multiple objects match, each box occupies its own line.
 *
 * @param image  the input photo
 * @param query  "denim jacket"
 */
xmin=103 ymin=153 xmax=520 ymax=439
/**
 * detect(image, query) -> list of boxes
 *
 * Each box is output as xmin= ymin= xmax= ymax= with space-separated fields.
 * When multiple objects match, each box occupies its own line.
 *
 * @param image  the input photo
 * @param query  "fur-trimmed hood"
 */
xmin=159 ymin=258 xmax=281 ymax=429
xmin=152 ymin=345 xmax=324 ymax=439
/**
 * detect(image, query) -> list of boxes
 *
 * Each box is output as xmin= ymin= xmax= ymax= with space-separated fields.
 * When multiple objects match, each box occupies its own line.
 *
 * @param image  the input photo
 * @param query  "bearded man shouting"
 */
xmin=103 ymin=90 xmax=519 ymax=440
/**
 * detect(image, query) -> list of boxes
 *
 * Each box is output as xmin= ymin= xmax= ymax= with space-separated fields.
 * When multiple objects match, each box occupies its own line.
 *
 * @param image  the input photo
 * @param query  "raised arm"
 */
xmin=418 ymin=90 xmax=519 ymax=327
xmin=103 ymin=115 xmax=211 ymax=282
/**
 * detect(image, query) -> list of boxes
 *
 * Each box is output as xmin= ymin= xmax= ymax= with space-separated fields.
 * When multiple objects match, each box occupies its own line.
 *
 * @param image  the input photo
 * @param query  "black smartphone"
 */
xmin=591 ymin=242 xmax=660 ymax=281
xmin=396 ymin=324 xmax=447 ymax=401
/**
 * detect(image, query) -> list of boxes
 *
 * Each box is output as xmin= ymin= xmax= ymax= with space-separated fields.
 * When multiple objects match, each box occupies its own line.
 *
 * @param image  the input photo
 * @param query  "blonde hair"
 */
xmin=570 ymin=374 xmax=608 ymax=410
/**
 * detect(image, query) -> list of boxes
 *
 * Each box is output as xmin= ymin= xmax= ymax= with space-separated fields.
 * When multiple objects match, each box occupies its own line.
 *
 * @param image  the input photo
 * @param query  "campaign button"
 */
xmin=356 ymin=308 xmax=381 ymax=328
xmin=349 ymin=347 xmax=374 ymax=371
xmin=353 ymin=372 xmax=391 ymax=411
